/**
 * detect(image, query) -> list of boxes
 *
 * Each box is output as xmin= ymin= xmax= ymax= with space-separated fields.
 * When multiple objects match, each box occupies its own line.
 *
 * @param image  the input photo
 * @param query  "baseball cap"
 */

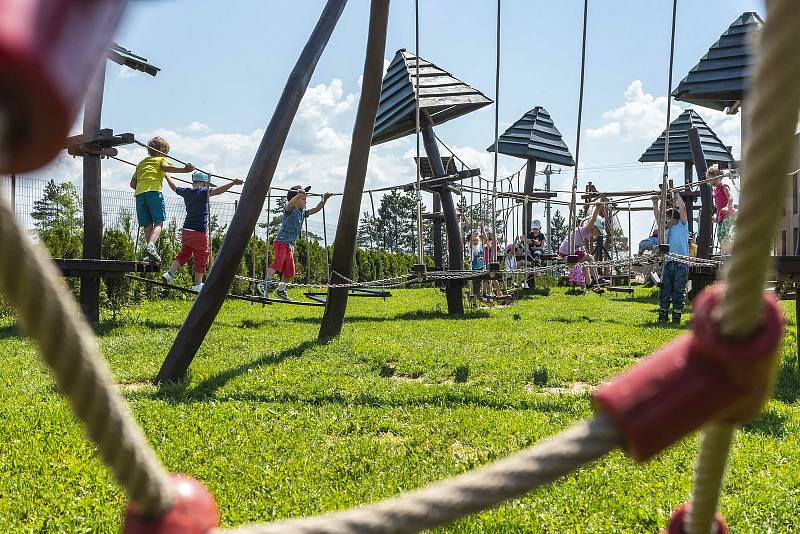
xmin=531 ymin=219 xmax=541 ymax=230
xmin=192 ymin=171 xmax=210 ymax=183
xmin=287 ymin=185 xmax=312 ymax=200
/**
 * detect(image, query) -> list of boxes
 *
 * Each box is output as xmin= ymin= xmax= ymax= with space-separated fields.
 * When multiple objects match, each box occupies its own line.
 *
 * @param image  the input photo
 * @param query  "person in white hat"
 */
xmin=526 ymin=219 xmax=547 ymax=262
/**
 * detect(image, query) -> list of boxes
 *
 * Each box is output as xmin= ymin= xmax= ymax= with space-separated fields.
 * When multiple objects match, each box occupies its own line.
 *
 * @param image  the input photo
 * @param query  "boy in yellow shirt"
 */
xmin=129 ymin=137 xmax=194 ymax=262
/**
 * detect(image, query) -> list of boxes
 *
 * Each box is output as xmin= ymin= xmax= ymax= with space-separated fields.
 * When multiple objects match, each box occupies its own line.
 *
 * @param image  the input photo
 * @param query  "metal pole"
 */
xmin=545 ymin=165 xmax=553 ymax=252
xmin=10 ymin=173 xmax=15 ymax=215
xmin=659 ymin=0 xmax=679 ymax=246
xmin=414 ymin=0 xmax=423 ymax=263
xmin=305 ymin=217 xmax=311 ymax=284
xmin=157 ymin=0 xmax=349 ymax=383
xmin=322 ymin=201 xmax=330 ymax=284
xmin=569 ymin=0 xmax=589 ymax=255
xmin=491 ymin=0 xmax=502 ymax=260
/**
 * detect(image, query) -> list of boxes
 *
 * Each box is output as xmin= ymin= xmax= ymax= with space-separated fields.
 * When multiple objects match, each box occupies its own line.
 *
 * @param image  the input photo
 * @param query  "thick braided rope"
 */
xmin=687 ymin=3 xmax=800 ymax=533
xmin=685 ymin=424 xmax=735 ymax=534
xmin=0 ymin=197 xmax=174 ymax=516
xmin=217 ymin=415 xmax=619 ymax=534
xmin=719 ymin=0 xmax=800 ymax=337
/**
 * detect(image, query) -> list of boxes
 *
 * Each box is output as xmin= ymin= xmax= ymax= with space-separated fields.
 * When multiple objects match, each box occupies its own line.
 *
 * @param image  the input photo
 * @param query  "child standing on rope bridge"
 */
xmin=129 ymin=137 xmax=195 ymax=262
xmin=161 ymin=172 xmax=243 ymax=292
xmin=260 ymin=186 xmax=331 ymax=300
xmin=653 ymin=193 xmax=689 ymax=325
xmin=558 ymin=201 xmax=602 ymax=292
xmin=708 ymin=164 xmax=736 ymax=254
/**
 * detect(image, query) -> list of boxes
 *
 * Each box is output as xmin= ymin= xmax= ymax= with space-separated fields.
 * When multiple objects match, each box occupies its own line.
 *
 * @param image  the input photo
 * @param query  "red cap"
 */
xmin=593 ymin=284 xmax=783 ymax=461
xmin=664 ymin=503 xmax=728 ymax=534
xmin=123 ymin=474 xmax=219 ymax=534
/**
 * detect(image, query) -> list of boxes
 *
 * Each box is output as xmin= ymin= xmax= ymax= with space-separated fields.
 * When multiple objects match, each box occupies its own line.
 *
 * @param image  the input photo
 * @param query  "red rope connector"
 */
xmin=123 ymin=474 xmax=219 ymax=534
xmin=0 ymin=0 xmax=125 ymax=173
xmin=593 ymin=284 xmax=783 ymax=462
xmin=664 ymin=503 xmax=728 ymax=534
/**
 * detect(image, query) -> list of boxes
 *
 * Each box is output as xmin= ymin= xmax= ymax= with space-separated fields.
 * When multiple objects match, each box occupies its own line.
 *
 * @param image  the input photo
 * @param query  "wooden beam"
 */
xmin=421 ymin=111 xmax=464 ymax=314
xmin=155 ymin=0 xmax=348 ymax=384
xmin=79 ymin=63 xmax=106 ymax=323
xmin=317 ymin=0 xmax=390 ymax=342
xmin=689 ymin=127 xmax=713 ymax=260
xmin=65 ymin=128 xmax=113 ymax=147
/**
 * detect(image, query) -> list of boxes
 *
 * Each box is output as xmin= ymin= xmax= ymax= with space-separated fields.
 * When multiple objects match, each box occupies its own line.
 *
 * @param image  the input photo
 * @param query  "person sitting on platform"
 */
xmin=708 ymin=164 xmax=736 ymax=254
xmin=129 ymin=136 xmax=194 ymax=263
xmin=655 ymin=193 xmax=689 ymax=325
xmin=261 ymin=185 xmax=331 ymax=300
xmin=161 ymin=171 xmax=242 ymax=292
xmin=688 ymin=233 xmax=697 ymax=258
xmin=527 ymin=220 xmax=546 ymax=262
xmin=637 ymin=228 xmax=659 ymax=256
xmin=558 ymin=201 xmax=602 ymax=292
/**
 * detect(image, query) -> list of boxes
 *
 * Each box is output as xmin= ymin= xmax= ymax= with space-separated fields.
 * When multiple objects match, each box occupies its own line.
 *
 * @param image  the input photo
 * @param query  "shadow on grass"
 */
xmin=158 ymin=340 xmax=318 ymax=400
xmin=546 ymin=315 xmax=626 ymax=326
xmin=395 ymin=309 xmax=491 ymax=321
xmin=773 ymin=356 xmax=800 ymax=404
xmin=151 ymin=388 xmax=577 ymax=413
xmin=0 ymin=323 xmax=21 ymax=340
xmin=742 ymin=409 xmax=789 ymax=438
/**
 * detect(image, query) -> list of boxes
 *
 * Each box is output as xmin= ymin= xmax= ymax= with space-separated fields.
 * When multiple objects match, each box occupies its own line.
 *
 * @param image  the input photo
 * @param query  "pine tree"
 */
xmin=30 ymin=179 xmax=83 ymax=258
xmin=550 ymin=209 xmax=567 ymax=251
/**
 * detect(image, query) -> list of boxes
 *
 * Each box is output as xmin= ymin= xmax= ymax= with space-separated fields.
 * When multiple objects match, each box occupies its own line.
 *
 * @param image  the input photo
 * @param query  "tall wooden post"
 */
xmin=688 ymin=127 xmax=712 ymax=259
xmin=684 ymin=161 xmax=694 ymax=235
xmin=317 ymin=0 xmax=390 ymax=342
xmin=432 ymin=192 xmax=443 ymax=268
xmin=420 ymin=112 xmax=464 ymax=314
xmin=523 ymin=157 xmax=536 ymax=233
xmin=80 ymin=63 xmax=106 ymax=323
xmin=10 ymin=173 xmax=15 ymax=214
xmin=156 ymin=0 xmax=348 ymax=383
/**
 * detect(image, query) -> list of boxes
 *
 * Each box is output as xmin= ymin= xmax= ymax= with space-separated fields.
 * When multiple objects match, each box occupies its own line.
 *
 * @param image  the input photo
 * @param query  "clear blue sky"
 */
xmin=38 ymin=0 xmax=763 ymax=242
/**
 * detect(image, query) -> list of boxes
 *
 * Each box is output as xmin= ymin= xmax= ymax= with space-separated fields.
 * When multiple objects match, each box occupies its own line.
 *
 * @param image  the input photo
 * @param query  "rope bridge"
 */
xmin=1 ymin=0 xmax=798 ymax=533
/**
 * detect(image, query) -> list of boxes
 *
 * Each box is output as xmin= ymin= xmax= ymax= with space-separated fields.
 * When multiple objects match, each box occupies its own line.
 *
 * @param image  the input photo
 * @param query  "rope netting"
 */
xmin=2 ymin=0 xmax=798 ymax=532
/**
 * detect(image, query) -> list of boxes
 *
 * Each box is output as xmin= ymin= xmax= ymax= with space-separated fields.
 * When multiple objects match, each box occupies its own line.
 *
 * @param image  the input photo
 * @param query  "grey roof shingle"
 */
xmin=372 ymin=49 xmax=492 ymax=146
xmin=672 ymin=12 xmax=763 ymax=111
xmin=486 ymin=106 xmax=575 ymax=166
xmin=639 ymin=109 xmax=734 ymax=163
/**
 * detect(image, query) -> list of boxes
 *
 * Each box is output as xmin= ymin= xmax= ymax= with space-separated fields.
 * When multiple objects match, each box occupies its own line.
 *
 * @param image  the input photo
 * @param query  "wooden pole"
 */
xmin=523 ymin=157 xmax=536 ymax=234
xmin=80 ymin=62 xmax=106 ymax=323
xmin=684 ymin=161 xmax=694 ymax=235
xmin=688 ymin=127 xmax=712 ymax=259
xmin=420 ymin=112 xmax=465 ymax=314
xmin=155 ymin=0 xmax=348 ymax=383
xmin=316 ymin=0 xmax=390 ymax=341
xmin=432 ymin=192 xmax=443 ymax=268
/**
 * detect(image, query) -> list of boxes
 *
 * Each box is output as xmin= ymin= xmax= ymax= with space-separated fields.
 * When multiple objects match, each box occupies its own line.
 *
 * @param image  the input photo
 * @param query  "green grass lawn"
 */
xmin=2 ymin=287 xmax=800 ymax=532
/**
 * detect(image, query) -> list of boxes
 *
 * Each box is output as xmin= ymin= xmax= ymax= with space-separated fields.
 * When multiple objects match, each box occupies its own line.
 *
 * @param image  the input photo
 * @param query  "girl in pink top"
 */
xmin=708 ymin=165 xmax=735 ymax=253
xmin=558 ymin=201 xmax=603 ymax=291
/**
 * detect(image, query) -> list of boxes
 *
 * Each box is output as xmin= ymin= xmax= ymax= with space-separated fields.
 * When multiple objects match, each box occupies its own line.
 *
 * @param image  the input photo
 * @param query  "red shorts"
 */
xmin=559 ymin=250 xmax=586 ymax=261
xmin=271 ymin=241 xmax=295 ymax=279
xmin=175 ymin=229 xmax=210 ymax=273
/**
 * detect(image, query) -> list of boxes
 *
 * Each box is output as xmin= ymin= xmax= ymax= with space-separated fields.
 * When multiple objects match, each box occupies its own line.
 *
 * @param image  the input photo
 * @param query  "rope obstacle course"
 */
xmin=2 ymin=0 xmax=800 ymax=532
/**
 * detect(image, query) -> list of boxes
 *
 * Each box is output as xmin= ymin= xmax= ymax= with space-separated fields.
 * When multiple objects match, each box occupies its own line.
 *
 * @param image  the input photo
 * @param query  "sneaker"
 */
xmin=257 ymin=280 xmax=277 ymax=297
xmin=657 ymin=312 xmax=668 ymax=324
xmin=161 ymin=271 xmax=173 ymax=283
xmin=276 ymin=288 xmax=290 ymax=300
xmin=522 ymin=282 xmax=529 ymax=289
xmin=191 ymin=283 xmax=203 ymax=293
xmin=144 ymin=244 xmax=161 ymax=263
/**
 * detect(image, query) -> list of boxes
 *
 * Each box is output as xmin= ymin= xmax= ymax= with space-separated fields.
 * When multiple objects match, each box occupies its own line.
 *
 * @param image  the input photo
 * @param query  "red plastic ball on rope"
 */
xmin=664 ymin=503 xmax=728 ymax=534
xmin=123 ymin=474 xmax=219 ymax=534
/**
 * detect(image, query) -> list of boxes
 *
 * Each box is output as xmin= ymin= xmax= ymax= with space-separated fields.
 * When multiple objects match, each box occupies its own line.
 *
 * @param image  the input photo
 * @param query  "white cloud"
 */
xmin=586 ymin=122 xmax=621 ymax=138
xmin=587 ymin=80 xmax=742 ymax=157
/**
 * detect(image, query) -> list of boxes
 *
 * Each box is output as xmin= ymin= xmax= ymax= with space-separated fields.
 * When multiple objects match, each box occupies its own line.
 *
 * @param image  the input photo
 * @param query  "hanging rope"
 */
xmin=686 ymin=1 xmax=800 ymax=532
xmin=0 ymin=195 xmax=175 ymax=516
xmin=569 ymin=0 xmax=589 ymax=255
xmin=322 ymin=201 xmax=330 ymax=285
xmin=659 ymin=0 xmax=678 ymax=246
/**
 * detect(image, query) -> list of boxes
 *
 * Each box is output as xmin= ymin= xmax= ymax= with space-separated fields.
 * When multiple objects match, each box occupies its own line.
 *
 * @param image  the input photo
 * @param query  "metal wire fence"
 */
xmin=0 ymin=175 xmax=338 ymax=241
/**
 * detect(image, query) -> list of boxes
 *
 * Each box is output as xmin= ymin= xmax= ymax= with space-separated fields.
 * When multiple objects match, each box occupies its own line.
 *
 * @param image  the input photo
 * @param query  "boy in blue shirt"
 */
xmin=161 ymin=171 xmax=242 ymax=292
xmin=262 ymin=185 xmax=331 ymax=299
xmin=653 ymin=193 xmax=689 ymax=325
